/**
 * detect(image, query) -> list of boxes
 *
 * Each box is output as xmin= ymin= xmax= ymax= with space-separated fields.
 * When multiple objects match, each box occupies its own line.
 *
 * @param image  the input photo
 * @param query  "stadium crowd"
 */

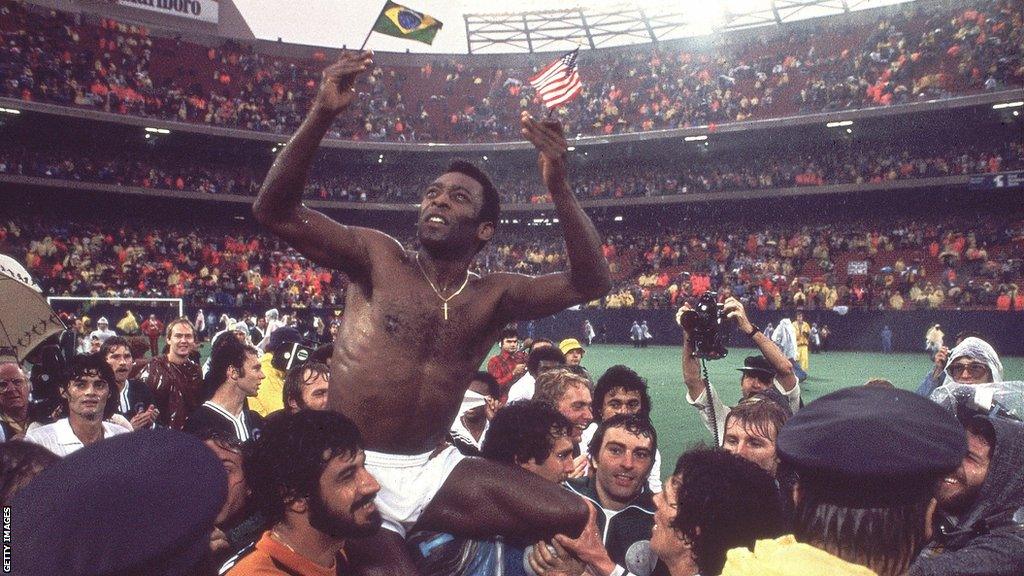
xmin=1 ymin=138 xmax=1021 ymax=204
xmin=0 ymin=0 xmax=1021 ymax=142
xmin=2 ymin=212 xmax=1021 ymax=314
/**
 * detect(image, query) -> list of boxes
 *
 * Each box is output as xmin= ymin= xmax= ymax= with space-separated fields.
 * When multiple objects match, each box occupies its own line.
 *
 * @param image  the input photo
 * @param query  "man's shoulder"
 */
xmin=245 ymin=408 xmax=267 ymax=429
xmin=23 ymin=419 xmax=61 ymax=440
xmin=184 ymin=405 xmax=230 ymax=433
xmin=102 ymin=420 xmax=131 ymax=436
xmin=565 ymin=476 xmax=599 ymax=501
xmin=143 ymin=355 xmax=169 ymax=370
xmin=126 ymin=379 xmax=154 ymax=398
xmin=219 ymin=538 xmax=260 ymax=575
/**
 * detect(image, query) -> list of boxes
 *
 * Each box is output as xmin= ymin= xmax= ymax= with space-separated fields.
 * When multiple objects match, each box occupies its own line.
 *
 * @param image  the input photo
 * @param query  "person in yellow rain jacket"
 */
xmin=248 ymin=327 xmax=303 ymax=417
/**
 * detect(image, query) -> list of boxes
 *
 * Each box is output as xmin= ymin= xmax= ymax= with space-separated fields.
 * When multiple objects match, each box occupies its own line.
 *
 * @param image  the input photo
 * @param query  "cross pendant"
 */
xmin=443 ymin=302 xmax=449 ymax=320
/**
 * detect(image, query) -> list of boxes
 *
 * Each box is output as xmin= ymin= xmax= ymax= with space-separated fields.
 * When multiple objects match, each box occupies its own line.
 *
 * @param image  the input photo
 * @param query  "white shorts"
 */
xmin=364 ymin=446 xmax=466 ymax=537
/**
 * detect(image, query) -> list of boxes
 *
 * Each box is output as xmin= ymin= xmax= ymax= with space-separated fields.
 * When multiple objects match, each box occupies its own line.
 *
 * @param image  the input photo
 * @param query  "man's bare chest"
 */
xmin=345 ymin=278 xmax=501 ymax=359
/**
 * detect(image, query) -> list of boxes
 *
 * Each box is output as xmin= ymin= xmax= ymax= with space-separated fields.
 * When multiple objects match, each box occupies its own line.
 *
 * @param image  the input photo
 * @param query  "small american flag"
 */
xmin=529 ymin=49 xmax=582 ymax=109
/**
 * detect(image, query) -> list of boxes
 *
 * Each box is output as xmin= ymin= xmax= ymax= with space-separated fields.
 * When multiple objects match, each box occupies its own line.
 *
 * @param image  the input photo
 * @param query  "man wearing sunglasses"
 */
xmin=941 ymin=337 xmax=1004 ymax=386
xmin=918 ymin=335 xmax=1004 ymax=397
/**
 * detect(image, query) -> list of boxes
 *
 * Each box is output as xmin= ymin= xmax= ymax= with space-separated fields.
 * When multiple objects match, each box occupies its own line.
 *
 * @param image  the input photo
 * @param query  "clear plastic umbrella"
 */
xmin=0 ymin=254 xmax=65 ymax=363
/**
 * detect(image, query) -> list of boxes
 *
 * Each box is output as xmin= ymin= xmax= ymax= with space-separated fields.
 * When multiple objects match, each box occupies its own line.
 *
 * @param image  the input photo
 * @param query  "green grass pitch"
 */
xmin=547 ymin=344 xmax=1024 ymax=480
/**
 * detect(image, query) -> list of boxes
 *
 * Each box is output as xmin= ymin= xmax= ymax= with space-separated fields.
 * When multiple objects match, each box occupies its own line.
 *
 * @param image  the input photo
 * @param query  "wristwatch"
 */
xmin=745 ymin=324 xmax=760 ymax=338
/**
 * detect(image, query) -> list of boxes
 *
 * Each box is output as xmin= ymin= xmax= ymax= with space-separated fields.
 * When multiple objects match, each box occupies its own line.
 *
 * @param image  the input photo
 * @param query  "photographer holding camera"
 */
xmin=679 ymin=295 xmax=800 ymax=444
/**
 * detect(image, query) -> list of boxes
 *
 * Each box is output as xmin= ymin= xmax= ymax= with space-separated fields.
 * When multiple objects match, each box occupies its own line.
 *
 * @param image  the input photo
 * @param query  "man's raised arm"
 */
xmin=723 ymin=297 xmax=798 ymax=392
xmin=497 ymin=113 xmax=611 ymax=320
xmin=678 ymin=306 xmax=706 ymax=401
xmin=253 ymin=51 xmax=393 ymax=276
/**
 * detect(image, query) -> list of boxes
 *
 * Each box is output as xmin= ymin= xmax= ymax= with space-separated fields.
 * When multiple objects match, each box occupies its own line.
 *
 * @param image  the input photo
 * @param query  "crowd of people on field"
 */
xmin=2 ymin=289 xmax=1021 ymax=575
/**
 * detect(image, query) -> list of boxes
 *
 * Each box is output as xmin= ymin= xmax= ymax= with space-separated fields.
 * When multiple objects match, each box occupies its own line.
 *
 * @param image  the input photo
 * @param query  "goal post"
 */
xmin=46 ymin=296 xmax=186 ymax=332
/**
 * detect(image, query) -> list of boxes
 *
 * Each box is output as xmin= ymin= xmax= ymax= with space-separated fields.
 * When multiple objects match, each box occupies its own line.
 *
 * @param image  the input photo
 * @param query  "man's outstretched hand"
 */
xmin=312 ymin=51 xmax=373 ymax=116
xmin=521 ymin=111 xmax=569 ymax=193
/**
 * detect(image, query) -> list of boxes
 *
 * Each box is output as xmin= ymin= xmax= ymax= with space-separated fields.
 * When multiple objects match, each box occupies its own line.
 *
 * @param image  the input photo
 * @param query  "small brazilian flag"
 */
xmin=371 ymin=1 xmax=443 ymax=45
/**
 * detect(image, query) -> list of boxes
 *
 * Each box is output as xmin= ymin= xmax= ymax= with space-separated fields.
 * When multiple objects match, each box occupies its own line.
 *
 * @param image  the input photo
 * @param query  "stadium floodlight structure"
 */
xmin=464 ymin=0 xmax=912 ymax=53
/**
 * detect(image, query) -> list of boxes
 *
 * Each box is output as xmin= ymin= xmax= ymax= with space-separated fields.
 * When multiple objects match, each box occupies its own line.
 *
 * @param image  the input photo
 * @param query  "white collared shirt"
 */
xmin=24 ymin=418 xmax=130 ymax=457
xmin=506 ymin=372 xmax=536 ymax=403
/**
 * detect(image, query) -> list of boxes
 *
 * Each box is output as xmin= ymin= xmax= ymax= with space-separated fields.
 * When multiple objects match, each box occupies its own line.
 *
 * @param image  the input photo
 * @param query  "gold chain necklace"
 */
xmin=415 ymin=252 xmax=470 ymax=320
xmin=270 ymin=530 xmax=299 ymax=555
xmin=271 ymin=531 xmax=336 ymax=570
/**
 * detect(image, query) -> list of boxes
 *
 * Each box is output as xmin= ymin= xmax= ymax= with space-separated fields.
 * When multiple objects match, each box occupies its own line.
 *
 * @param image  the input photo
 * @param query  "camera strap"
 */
xmin=701 ymin=359 xmax=719 ymax=446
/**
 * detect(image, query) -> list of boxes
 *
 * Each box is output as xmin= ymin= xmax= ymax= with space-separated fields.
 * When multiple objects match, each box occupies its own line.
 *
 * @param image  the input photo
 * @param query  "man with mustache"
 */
xmin=254 ymin=50 xmax=607 ymax=572
xmin=100 ymin=336 xmax=159 ymax=430
xmin=221 ymin=410 xmax=383 ymax=576
xmin=910 ymin=414 xmax=1024 ymax=576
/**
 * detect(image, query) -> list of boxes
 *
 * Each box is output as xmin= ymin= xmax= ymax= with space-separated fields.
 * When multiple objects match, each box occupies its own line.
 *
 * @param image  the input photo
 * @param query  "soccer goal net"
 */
xmin=46 ymin=296 xmax=185 ymax=335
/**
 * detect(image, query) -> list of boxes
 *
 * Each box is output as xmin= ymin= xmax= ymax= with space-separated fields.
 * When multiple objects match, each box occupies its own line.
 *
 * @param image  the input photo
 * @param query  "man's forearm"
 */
xmin=551 ymin=182 xmax=611 ymax=298
xmin=753 ymin=331 xmax=798 ymax=391
xmin=253 ymin=106 xmax=337 ymax=221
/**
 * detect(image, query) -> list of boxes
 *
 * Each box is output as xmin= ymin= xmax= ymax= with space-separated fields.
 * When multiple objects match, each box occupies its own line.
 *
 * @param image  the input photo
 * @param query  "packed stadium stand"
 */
xmin=1 ymin=0 xmax=1021 ymax=320
xmin=1 ymin=0 xmax=1020 ymax=141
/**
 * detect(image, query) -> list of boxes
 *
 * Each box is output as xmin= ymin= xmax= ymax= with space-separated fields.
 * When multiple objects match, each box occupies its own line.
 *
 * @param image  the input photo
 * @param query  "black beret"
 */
xmin=777 ymin=386 xmax=966 ymax=507
xmin=11 ymin=428 xmax=227 ymax=575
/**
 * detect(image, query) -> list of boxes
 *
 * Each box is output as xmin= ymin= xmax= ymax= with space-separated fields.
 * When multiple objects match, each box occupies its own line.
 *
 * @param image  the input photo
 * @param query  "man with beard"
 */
xmin=910 ymin=415 xmax=1024 ymax=575
xmin=254 ymin=51 xmax=607 ymax=572
xmin=222 ymin=410 xmax=382 ymax=575
xmin=282 ymin=362 xmax=331 ymax=415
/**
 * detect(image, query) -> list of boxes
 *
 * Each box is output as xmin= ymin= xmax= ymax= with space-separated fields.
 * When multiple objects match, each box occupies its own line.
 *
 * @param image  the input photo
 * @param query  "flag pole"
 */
xmin=359 ymin=29 xmax=374 ymax=51
xmin=360 ymin=1 xmax=388 ymax=51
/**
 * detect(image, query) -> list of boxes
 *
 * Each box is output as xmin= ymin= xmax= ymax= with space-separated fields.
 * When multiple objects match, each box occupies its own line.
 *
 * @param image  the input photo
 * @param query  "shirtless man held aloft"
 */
xmin=253 ymin=51 xmax=611 ymax=574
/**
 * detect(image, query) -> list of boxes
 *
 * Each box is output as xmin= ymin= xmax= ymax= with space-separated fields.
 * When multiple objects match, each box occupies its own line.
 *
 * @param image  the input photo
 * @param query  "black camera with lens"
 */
xmin=679 ymin=291 xmax=728 ymax=360
xmin=25 ymin=329 xmax=77 ymax=423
